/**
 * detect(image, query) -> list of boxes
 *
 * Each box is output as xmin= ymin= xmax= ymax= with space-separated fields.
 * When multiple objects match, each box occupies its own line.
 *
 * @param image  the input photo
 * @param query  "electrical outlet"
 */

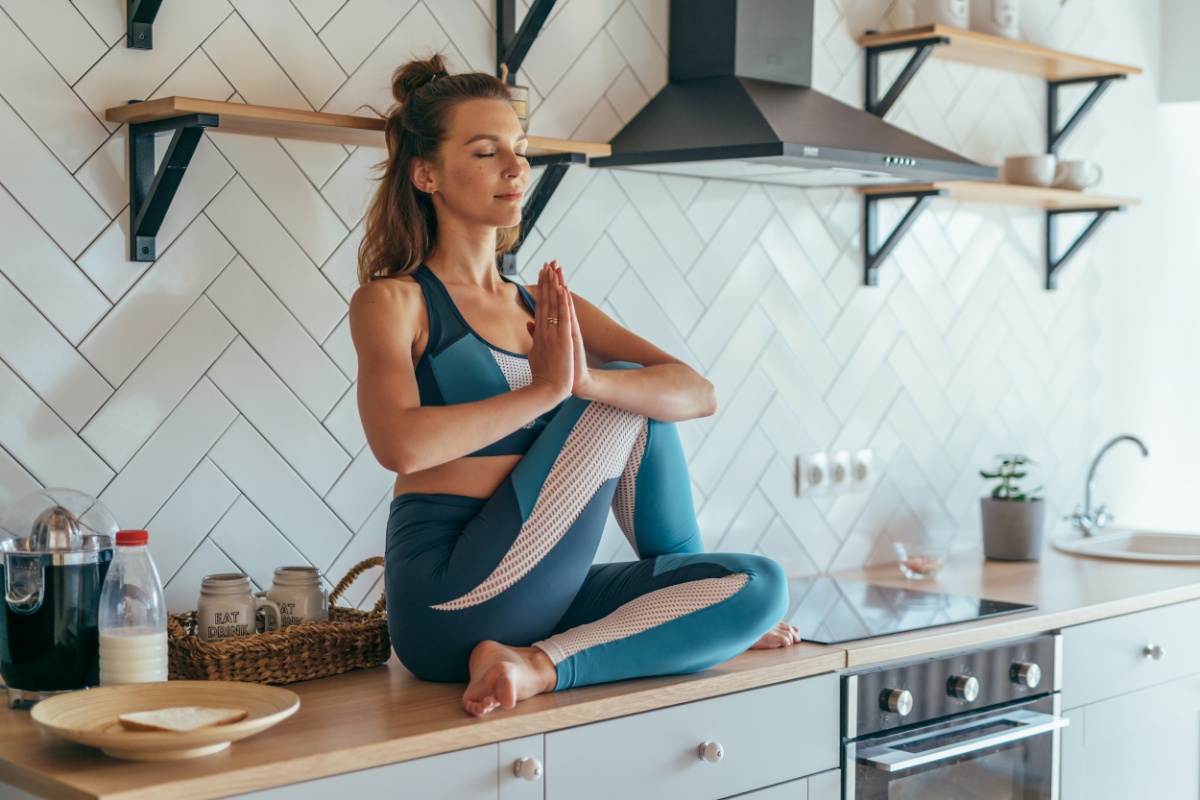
xmin=798 ymin=453 xmax=829 ymax=497
xmin=830 ymin=451 xmax=851 ymax=492
xmin=850 ymin=449 xmax=874 ymax=491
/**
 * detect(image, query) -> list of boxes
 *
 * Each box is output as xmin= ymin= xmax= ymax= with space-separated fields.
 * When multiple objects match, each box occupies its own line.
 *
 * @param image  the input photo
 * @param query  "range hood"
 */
xmin=589 ymin=0 xmax=998 ymax=187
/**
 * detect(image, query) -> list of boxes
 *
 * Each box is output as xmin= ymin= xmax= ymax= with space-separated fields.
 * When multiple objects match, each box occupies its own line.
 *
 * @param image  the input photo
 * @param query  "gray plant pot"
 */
xmin=980 ymin=497 xmax=1046 ymax=561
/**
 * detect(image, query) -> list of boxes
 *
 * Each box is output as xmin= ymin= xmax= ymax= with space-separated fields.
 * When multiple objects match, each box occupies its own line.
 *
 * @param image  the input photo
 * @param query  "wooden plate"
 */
xmin=30 ymin=681 xmax=300 ymax=761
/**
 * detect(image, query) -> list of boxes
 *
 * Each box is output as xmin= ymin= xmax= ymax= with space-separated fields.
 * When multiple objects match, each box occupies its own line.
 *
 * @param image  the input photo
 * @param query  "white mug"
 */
xmin=914 ymin=0 xmax=969 ymax=28
xmin=1003 ymin=154 xmax=1058 ymax=187
xmin=969 ymin=0 xmax=1019 ymax=39
xmin=1053 ymin=160 xmax=1103 ymax=191
xmin=257 ymin=566 xmax=329 ymax=627
xmin=197 ymin=573 xmax=281 ymax=642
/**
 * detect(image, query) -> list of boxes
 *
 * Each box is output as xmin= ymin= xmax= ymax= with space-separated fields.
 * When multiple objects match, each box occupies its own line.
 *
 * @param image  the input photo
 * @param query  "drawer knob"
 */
xmin=513 ymin=757 xmax=543 ymax=782
xmin=1144 ymin=644 xmax=1166 ymax=661
xmin=698 ymin=741 xmax=725 ymax=763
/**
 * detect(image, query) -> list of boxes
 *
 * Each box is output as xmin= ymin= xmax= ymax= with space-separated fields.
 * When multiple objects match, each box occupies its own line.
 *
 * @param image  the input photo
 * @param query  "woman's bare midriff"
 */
xmin=393 ymin=454 xmax=523 ymax=500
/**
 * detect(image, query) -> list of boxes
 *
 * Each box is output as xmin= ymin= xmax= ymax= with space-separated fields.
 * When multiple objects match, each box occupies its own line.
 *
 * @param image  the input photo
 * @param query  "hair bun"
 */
xmin=391 ymin=54 xmax=450 ymax=105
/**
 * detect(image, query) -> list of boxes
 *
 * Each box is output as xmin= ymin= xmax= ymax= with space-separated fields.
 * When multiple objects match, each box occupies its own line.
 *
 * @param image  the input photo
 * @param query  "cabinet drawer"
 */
xmin=233 ymin=744 xmax=500 ymax=800
xmin=1061 ymin=598 xmax=1200 ymax=709
xmin=544 ymin=673 xmax=839 ymax=800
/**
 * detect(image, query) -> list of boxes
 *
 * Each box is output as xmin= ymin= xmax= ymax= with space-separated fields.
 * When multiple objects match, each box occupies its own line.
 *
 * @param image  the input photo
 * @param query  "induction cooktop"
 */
xmin=784 ymin=576 xmax=1037 ymax=645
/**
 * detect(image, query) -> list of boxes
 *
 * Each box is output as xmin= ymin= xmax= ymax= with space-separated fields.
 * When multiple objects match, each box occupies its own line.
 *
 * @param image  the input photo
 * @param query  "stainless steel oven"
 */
xmin=844 ymin=633 xmax=1065 ymax=800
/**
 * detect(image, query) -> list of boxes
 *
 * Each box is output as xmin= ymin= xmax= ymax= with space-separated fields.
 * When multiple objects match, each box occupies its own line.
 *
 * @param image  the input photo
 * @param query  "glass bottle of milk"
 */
xmin=97 ymin=530 xmax=168 ymax=684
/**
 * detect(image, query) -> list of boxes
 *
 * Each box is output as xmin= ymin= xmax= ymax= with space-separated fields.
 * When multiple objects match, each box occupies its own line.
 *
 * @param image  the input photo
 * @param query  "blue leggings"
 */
xmin=385 ymin=363 xmax=788 ymax=690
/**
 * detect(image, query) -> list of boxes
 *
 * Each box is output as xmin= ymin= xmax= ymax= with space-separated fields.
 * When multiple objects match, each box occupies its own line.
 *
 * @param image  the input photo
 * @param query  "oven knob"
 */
xmin=1010 ymin=662 xmax=1042 ymax=689
xmin=881 ymin=688 xmax=913 ymax=716
xmin=948 ymin=675 xmax=980 ymax=701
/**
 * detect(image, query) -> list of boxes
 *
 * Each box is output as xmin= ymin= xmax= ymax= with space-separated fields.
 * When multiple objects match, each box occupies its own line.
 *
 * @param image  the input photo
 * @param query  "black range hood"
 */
xmin=589 ymin=0 xmax=998 ymax=187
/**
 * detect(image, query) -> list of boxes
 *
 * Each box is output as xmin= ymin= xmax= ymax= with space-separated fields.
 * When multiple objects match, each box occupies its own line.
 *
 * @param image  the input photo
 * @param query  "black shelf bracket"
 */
xmin=497 ymin=0 xmax=558 ymax=82
xmin=127 ymin=104 xmax=217 ymax=262
xmin=862 ymin=188 xmax=946 ymax=285
xmin=1047 ymin=74 xmax=1126 ymax=154
xmin=1045 ymin=206 xmax=1123 ymax=290
xmin=126 ymin=0 xmax=164 ymax=50
xmin=864 ymin=34 xmax=950 ymax=117
xmin=494 ymin=0 xmax=587 ymax=274
xmin=499 ymin=152 xmax=584 ymax=275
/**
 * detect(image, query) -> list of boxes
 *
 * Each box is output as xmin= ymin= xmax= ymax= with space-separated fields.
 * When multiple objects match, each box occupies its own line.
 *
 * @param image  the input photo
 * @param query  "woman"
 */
xmin=350 ymin=55 xmax=800 ymax=717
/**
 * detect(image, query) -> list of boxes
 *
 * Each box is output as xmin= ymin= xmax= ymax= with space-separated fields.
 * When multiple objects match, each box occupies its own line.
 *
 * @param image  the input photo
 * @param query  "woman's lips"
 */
xmin=496 ymin=192 xmax=524 ymax=201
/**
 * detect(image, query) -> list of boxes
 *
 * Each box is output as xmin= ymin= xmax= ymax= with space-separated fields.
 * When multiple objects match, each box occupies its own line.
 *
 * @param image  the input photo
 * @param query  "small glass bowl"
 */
xmin=892 ymin=540 xmax=949 ymax=580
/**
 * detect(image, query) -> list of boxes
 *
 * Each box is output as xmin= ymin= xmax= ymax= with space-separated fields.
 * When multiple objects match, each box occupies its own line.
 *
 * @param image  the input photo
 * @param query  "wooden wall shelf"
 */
xmin=860 ymin=181 xmax=1139 ymax=211
xmin=859 ymin=25 xmax=1142 ymax=82
xmin=104 ymin=96 xmax=610 ymax=159
xmin=104 ymin=96 xmax=609 ymax=263
xmin=860 ymin=25 xmax=1141 ymax=154
xmin=859 ymin=181 xmax=1139 ymax=290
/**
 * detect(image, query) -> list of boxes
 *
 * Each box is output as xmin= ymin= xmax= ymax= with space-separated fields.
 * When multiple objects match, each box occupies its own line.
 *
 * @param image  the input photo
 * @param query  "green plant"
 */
xmin=979 ymin=454 xmax=1043 ymax=501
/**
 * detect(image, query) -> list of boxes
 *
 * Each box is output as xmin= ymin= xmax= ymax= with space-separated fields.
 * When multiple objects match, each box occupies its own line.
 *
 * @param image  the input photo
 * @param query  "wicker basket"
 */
xmin=167 ymin=557 xmax=389 ymax=685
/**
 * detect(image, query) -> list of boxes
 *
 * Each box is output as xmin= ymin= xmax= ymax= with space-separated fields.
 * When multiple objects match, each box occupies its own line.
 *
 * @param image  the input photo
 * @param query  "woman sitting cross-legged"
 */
xmin=349 ymin=54 xmax=801 ymax=717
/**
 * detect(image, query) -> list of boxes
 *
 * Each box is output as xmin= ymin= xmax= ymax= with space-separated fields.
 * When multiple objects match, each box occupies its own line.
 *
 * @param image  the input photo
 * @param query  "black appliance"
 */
xmin=0 ymin=499 xmax=113 ymax=708
xmin=590 ymin=0 xmax=998 ymax=187
xmin=843 ymin=633 xmax=1065 ymax=799
xmin=785 ymin=576 xmax=1036 ymax=644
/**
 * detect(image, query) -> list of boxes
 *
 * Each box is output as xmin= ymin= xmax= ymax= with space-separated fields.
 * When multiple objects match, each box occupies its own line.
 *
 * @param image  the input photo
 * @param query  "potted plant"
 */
xmin=979 ymin=454 xmax=1045 ymax=561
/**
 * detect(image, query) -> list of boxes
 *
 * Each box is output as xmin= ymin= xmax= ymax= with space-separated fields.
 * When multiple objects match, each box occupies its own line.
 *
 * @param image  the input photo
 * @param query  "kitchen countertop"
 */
xmin=6 ymin=547 xmax=1200 ymax=800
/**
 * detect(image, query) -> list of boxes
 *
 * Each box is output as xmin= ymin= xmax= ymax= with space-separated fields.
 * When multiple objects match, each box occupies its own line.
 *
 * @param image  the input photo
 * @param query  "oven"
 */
xmin=843 ymin=633 xmax=1065 ymax=800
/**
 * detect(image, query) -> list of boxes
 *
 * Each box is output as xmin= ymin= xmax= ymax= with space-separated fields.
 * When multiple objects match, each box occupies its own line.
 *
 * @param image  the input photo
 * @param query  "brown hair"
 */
xmin=357 ymin=54 xmax=521 ymax=285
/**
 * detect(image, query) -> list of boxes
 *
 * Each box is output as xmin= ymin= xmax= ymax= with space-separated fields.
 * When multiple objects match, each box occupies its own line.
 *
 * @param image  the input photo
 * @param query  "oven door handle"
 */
xmin=857 ymin=710 xmax=1069 ymax=773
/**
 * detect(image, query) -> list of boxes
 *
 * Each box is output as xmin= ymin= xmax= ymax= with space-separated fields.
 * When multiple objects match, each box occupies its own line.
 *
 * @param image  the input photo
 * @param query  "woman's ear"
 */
xmin=410 ymin=158 xmax=436 ymax=194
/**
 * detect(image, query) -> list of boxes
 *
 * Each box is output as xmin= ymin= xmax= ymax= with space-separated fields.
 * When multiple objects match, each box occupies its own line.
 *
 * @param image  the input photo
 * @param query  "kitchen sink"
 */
xmin=1053 ymin=528 xmax=1200 ymax=562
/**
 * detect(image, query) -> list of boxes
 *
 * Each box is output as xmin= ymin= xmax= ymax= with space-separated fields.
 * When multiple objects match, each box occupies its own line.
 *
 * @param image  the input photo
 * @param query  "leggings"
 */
xmin=384 ymin=362 xmax=788 ymax=690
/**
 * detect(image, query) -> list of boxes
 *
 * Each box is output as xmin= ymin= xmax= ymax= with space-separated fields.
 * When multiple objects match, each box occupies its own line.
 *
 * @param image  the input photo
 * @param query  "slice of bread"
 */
xmin=117 ymin=706 xmax=249 ymax=733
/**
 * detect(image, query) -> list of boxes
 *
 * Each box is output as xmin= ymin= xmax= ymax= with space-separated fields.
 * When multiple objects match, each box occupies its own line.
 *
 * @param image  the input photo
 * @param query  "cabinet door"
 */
xmin=1061 ymin=598 xmax=1200 ymax=709
xmin=1060 ymin=673 xmax=1200 ymax=800
xmin=544 ymin=673 xmax=839 ymax=800
xmin=233 ymin=744 xmax=499 ymax=800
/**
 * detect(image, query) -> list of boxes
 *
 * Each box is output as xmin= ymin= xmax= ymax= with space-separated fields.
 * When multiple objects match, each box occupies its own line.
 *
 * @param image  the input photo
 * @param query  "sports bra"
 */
xmin=408 ymin=264 xmax=562 ymax=457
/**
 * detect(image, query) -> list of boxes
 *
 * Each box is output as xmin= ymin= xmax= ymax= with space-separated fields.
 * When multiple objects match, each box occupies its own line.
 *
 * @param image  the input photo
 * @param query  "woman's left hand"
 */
xmin=561 ymin=270 xmax=594 ymax=399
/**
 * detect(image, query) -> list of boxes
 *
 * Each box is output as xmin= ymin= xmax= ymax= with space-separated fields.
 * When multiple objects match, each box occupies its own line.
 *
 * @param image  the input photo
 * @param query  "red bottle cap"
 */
xmin=115 ymin=530 xmax=149 ymax=546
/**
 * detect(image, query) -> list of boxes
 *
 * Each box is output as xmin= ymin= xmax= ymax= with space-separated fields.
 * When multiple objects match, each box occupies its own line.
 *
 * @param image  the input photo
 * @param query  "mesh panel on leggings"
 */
xmin=489 ymin=349 xmax=536 ymax=429
xmin=431 ymin=402 xmax=644 ymax=611
xmin=532 ymin=573 xmax=750 ymax=665
xmin=612 ymin=419 xmax=649 ymax=555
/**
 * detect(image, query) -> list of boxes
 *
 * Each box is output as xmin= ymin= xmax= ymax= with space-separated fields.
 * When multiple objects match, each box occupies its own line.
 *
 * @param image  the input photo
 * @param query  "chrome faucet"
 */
xmin=1068 ymin=434 xmax=1149 ymax=536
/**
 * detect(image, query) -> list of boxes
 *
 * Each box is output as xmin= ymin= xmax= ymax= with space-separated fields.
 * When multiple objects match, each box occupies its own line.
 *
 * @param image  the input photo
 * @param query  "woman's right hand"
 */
xmin=527 ymin=261 xmax=574 ymax=402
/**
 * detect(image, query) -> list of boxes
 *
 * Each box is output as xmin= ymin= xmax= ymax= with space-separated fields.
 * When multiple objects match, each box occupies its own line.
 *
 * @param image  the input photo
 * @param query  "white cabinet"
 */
xmin=229 ymin=674 xmax=840 ymax=800
xmin=543 ymin=673 xmax=840 ymax=800
xmin=234 ymin=738 xmax=545 ymax=800
xmin=1060 ymin=599 xmax=1200 ymax=800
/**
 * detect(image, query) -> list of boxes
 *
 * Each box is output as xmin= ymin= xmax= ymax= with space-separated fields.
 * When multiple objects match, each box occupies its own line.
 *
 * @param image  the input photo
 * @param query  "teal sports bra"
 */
xmin=408 ymin=264 xmax=561 ymax=457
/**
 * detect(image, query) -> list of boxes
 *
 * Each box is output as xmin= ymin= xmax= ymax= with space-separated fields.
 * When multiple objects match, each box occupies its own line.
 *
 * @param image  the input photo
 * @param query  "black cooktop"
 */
xmin=784 ymin=576 xmax=1037 ymax=645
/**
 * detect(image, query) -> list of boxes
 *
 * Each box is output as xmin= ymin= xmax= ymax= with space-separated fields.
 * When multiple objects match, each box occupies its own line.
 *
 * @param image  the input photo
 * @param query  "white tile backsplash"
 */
xmin=0 ymin=0 xmax=1130 ymax=580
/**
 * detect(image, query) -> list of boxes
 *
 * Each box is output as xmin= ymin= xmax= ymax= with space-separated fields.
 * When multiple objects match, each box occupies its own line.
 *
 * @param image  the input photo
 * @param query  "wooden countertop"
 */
xmin=7 ymin=547 xmax=1200 ymax=800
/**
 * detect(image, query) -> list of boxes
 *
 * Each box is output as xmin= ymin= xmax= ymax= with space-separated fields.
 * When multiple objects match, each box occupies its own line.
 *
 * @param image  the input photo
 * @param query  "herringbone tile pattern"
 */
xmin=0 ymin=0 xmax=1108 ymax=611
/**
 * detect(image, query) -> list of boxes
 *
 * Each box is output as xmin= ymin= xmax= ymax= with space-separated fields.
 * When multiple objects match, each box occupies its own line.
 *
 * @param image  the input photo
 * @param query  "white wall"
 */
xmin=0 ymin=0 xmax=1181 ymax=612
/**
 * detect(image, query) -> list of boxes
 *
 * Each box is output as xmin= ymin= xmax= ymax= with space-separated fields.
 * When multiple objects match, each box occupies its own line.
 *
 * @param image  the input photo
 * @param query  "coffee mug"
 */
xmin=256 ymin=566 xmax=329 ymax=627
xmin=1053 ymin=160 xmax=1103 ymax=191
xmin=914 ymin=0 xmax=968 ymax=28
xmin=197 ymin=573 xmax=281 ymax=642
xmin=1003 ymin=154 xmax=1058 ymax=187
xmin=969 ymin=0 xmax=1018 ymax=39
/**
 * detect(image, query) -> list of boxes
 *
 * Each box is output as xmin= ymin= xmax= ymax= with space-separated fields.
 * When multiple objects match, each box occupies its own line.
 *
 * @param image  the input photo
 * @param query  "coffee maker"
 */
xmin=0 ymin=489 xmax=116 ymax=708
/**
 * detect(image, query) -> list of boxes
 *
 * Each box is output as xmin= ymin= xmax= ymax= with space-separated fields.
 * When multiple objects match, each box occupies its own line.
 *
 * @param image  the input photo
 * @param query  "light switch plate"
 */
xmin=830 ymin=451 xmax=851 ymax=492
xmin=851 ymin=449 xmax=874 ymax=491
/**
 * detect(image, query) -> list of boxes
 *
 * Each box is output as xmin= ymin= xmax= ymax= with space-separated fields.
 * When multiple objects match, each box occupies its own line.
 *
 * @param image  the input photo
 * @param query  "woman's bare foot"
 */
xmin=749 ymin=620 xmax=802 ymax=650
xmin=462 ymin=640 xmax=558 ymax=716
